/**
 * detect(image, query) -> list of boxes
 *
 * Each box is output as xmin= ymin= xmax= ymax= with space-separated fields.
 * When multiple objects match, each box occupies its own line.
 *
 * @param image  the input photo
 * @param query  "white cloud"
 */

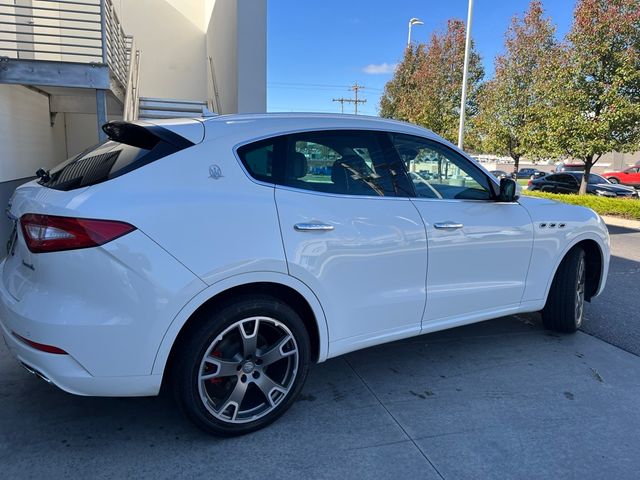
xmin=362 ymin=63 xmax=398 ymax=75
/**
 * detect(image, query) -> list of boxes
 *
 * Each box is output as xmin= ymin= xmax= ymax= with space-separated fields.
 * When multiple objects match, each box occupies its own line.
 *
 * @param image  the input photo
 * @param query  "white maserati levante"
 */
xmin=1 ymin=114 xmax=609 ymax=435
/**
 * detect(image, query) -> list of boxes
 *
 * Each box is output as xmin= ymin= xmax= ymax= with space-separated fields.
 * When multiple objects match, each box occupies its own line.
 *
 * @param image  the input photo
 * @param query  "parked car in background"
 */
xmin=516 ymin=168 xmax=546 ymax=179
xmin=603 ymin=166 xmax=640 ymax=188
xmin=555 ymin=163 xmax=585 ymax=173
xmin=529 ymin=172 xmax=639 ymax=198
xmin=489 ymin=169 xmax=515 ymax=180
xmin=1 ymin=114 xmax=610 ymax=436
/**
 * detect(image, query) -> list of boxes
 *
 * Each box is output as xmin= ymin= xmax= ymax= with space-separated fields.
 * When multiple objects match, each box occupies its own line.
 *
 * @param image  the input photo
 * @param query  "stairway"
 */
xmin=138 ymin=97 xmax=213 ymax=120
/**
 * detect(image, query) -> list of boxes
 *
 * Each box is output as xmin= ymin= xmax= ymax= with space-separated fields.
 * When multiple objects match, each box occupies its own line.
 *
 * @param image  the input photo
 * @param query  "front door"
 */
xmin=388 ymin=133 xmax=534 ymax=326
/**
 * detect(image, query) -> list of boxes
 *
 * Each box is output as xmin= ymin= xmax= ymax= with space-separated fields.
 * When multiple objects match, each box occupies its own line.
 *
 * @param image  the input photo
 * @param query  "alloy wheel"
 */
xmin=197 ymin=316 xmax=299 ymax=424
xmin=575 ymin=257 xmax=586 ymax=327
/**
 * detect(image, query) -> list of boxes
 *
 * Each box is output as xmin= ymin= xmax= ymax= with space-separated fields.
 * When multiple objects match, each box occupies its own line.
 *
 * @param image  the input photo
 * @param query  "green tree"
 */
xmin=379 ymin=45 xmax=425 ymax=122
xmin=476 ymin=1 xmax=557 ymax=172
xmin=380 ymin=19 xmax=484 ymax=148
xmin=533 ymin=0 xmax=640 ymax=194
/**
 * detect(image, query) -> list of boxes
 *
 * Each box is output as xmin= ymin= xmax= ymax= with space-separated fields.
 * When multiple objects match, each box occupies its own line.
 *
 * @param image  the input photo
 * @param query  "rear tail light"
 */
xmin=20 ymin=214 xmax=135 ymax=253
xmin=528 ymin=179 xmax=533 ymax=187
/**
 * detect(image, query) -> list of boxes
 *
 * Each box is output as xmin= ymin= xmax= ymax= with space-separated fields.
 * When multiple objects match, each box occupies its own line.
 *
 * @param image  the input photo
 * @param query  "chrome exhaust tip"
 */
xmin=20 ymin=362 xmax=52 ymax=383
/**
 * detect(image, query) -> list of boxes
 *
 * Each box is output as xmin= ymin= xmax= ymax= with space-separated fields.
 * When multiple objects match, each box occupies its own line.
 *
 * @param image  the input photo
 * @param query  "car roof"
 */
xmin=200 ymin=112 xmax=443 ymax=143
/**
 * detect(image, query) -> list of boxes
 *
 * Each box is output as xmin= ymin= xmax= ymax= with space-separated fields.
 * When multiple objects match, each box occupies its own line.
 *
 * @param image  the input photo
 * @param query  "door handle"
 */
xmin=294 ymin=223 xmax=335 ymax=232
xmin=434 ymin=222 xmax=464 ymax=230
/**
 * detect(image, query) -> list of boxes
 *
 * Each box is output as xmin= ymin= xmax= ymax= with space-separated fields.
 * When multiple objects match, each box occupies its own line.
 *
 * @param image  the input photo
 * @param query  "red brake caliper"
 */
xmin=208 ymin=350 xmax=224 ymax=385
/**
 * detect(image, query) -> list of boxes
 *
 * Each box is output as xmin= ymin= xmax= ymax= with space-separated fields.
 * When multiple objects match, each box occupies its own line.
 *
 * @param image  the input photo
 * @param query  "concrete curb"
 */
xmin=601 ymin=215 xmax=640 ymax=230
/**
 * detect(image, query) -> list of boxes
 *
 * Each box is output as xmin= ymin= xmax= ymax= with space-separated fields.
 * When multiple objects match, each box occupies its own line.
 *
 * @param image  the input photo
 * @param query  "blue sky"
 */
xmin=267 ymin=0 xmax=576 ymax=116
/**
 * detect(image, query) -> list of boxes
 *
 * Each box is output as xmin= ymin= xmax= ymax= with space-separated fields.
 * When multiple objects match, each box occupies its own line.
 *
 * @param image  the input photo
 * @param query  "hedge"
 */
xmin=522 ymin=190 xmax=640 ymax=220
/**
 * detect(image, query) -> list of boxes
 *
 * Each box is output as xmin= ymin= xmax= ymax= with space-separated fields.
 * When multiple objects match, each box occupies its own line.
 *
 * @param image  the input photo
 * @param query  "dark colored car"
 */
xmin=555 ymin=163 xmax=585 ymax=173
xmin=516 ymin=168 xmax=546 ymax=179
xmin=528 ymin=172 xmax=639 ymax=198
xmin=489 ymin=170 xmax=515 ymax=180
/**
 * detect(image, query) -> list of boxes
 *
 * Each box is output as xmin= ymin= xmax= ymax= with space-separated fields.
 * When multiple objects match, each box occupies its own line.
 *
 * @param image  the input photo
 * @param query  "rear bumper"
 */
xmin=0 ymin=317 xmax=161 ymax=396
xmin=0 ymin=274 xmax=162 ymax=396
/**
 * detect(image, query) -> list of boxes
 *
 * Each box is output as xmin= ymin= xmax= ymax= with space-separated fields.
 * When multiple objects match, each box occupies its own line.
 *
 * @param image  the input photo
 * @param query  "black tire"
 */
xmin=172 ymin=294 xmax=311 ymax=436
xmin=541 ymin=247 xmax=587 ymax=333
xmin=608 ymin=177 xmax=619 ymax=184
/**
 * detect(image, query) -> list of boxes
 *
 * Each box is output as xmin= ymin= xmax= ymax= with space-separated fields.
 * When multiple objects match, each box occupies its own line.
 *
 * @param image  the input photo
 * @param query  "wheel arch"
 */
xmin=544 ymin=236 xmax=607 ymax=306
xmin=152 ymin=273 xmax=329 ymax=379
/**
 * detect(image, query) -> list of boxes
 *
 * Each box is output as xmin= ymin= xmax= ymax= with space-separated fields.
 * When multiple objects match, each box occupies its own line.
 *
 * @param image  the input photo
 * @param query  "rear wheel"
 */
xmin=173 ymin=295 xmax=311 ymax=436
xmin=541 ymin=247 xmax=586 ymax=333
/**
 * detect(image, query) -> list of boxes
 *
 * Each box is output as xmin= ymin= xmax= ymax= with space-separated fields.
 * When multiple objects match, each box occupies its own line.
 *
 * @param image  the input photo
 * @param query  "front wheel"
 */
xmin=608 ymin=177 xmax=619 ymax=184
xmin=173 ymin=295 xmax=311 ymax=436
xmin=541 ymin=247 xmax=586 ymax=333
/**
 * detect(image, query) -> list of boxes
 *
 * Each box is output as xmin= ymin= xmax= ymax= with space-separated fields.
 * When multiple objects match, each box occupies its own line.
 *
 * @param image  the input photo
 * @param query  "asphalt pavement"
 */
xmin=583 ymin=219 xmax=640 ymax=355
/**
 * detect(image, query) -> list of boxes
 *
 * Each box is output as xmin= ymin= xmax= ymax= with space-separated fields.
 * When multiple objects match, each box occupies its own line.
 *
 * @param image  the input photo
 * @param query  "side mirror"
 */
xmin=499 ymin=178 xmax=519 ymax=202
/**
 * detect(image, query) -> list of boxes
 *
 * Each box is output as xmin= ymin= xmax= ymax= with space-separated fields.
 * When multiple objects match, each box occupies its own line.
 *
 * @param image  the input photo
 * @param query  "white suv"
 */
xmin=1 ymin=114 xmax=610 ymax=435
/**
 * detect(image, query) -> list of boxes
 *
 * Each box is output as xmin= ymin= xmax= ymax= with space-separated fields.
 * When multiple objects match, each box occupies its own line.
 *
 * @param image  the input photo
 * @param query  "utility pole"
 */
xmin=332 ymin=97 xmax=348 ymax=114
xmin=332 ymin=83 xmax=367 ymax=115
xmin=351 ymin=82 xmax=366 ymax=115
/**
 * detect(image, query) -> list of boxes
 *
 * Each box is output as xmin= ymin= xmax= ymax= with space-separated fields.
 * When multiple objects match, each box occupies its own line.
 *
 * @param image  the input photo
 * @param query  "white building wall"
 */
xmin=237 ymin=0 xmax=267 ymax=113
xmin=115 ymin=0 xmax=208 ymax=101
xmin=206 ymin=0 xmax=266 ymax=114
xmin=0 ymin=85 xmax=66 ymax=183
xmin=206 ymin=0 xmax=237 ymax=113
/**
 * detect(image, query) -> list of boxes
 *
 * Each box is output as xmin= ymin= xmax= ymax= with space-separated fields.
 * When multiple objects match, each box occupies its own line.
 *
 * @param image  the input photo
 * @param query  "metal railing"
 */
xmin=0 ymin=0 xmax=131 ymax=86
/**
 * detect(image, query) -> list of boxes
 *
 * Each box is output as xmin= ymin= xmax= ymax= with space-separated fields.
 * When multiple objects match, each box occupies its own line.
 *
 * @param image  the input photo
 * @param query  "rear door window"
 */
xmin=237 ymin=130 xmax=414 ymax=197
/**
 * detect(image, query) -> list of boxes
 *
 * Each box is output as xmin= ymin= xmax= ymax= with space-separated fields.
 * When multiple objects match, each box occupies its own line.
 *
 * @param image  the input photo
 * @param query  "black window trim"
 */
xmin=232 ymin=127 xmax=500 ymax=201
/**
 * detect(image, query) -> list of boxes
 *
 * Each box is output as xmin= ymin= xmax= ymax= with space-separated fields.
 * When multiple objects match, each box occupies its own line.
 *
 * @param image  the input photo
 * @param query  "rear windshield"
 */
xmin=38 ymin=122 xmax=194 ymax=191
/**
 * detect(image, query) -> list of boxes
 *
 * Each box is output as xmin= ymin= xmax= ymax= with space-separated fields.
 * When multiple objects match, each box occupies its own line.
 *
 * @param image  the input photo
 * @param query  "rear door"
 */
xmin=238 ymin=130 xmax=428 ymax=356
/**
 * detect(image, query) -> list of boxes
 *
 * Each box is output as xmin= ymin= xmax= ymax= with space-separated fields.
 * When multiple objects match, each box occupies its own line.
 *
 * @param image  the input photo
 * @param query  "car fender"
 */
xmin=542 ymin=231 xmax=610 ymax=305
xmin=151 ymin=271 xmax=330 ymax=375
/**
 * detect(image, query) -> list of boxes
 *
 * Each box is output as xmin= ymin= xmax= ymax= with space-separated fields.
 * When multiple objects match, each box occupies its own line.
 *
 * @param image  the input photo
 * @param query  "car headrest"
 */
xmin=331 ymin=155 xmax=373 ymax=191
xmin=290 ymin=152 xmax=308 ymax=179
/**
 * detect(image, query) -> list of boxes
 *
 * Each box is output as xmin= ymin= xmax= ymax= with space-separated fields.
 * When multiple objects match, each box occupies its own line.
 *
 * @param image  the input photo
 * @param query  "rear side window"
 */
xmin=554 ymin=174 xmax=578 ymax=185
xmin=39 ymin=122 xmax=194 ymax=191
xmin=236 ymin=139 xmax=276 ymax=183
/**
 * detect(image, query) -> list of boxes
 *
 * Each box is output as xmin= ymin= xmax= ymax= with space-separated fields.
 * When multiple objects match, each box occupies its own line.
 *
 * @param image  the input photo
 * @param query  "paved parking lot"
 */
xmin=2 ymin=312 xmax=640 ymax=479
xmin=583 ymin=220 xmax=640 ymax=355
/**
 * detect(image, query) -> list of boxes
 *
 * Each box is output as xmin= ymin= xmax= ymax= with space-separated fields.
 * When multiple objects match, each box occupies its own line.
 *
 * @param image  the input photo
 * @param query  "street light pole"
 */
xmin=457 ymin=0 xmax=474 ymax=149
xmin=407 ymin=17 xmax=424 ymax=46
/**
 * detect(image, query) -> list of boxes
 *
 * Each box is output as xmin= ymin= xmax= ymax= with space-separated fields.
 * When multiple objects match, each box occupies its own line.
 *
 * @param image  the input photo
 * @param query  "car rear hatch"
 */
xmin=3 ymin=119 xmax=202 ymax=300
